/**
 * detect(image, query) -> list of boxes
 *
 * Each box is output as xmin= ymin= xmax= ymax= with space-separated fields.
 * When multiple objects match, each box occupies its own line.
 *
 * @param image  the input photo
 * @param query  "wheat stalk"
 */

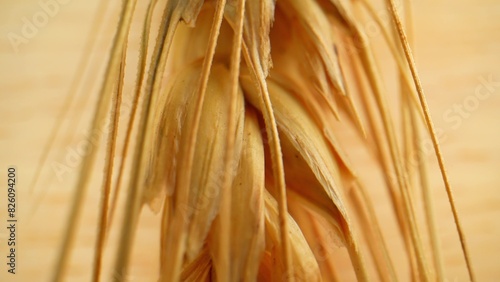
xmin=46 ymin=0 xmax=475 ymax=281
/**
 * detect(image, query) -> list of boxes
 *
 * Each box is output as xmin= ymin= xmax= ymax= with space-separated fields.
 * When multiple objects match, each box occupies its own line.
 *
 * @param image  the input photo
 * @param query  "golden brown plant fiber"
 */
xmin=45 ymin=0 xmax=475 ymax=281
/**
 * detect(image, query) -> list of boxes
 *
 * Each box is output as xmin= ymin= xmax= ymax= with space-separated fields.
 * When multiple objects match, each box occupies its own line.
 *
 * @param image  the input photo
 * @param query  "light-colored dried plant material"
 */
xmin=216 ymin=0 xmax=247 ymax=280
xmin=263 ymin=190 xmax=322 ymax=281
xmin=211 ymin=108 xmax=265 ymax=281
xmin=347 ymin=19 xmax=431 ymax=282
xmin=341 ymin=32 xmax=427 ymax=280
xmin=92 ymin=42 xmax=128 ymax=282
xmin=387 ymin=1 xmax=445 ymax=279
xmin=155 ymin=62 xmax=245 ymax=281
xmin=45 ymin=0 xmax=476 ymax=281
xmin=180 ymin=247 xmax=212 ymax=281
xmin=231 ymin=1 xmax=295 ymax=276
xmin=348 ymin=180 xmax=397 ymax=281
xmin=52 ymin=0 xmax=138 ymax=280
xmin=386 ymin=0 xmax=475 ymax=280
xmin=241 ymin=73 xmax=369 ymax=280
xmin=108 ymin=0 xmax=160 ymax=230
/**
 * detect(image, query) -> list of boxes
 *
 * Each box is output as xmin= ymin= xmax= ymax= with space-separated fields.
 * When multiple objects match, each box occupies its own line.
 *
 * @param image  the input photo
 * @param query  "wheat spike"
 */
xmin=48 ymin=0 xmax=475 ymax=281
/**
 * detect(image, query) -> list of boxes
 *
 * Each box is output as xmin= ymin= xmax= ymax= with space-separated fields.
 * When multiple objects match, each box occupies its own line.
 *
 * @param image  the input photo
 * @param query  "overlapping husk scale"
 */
xmin=150 ymin=1 xmax=395 ymax=280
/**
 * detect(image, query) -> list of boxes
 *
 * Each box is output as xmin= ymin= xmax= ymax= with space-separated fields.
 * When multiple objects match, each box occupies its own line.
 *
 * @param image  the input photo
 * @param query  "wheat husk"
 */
xmin=47 ymin=0 xmax=476 ymax=281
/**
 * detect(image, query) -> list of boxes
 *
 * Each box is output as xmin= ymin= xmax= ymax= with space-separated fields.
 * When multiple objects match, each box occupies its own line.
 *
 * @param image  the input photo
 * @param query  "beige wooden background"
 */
xmin=0 ymin=0 xmax=499 ymax=281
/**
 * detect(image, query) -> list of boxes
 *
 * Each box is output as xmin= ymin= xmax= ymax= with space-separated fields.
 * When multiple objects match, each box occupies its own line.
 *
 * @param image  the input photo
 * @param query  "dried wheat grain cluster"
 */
xmin=50 ymin=0 xmax=474 ymax=281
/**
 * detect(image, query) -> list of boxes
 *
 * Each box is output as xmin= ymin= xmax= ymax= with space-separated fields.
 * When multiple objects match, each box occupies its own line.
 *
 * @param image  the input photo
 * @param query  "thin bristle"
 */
xmin=386 ymin=0 xmax=475 ymax=280
xmin=52 ymin=0 xmax=138 ymax=280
